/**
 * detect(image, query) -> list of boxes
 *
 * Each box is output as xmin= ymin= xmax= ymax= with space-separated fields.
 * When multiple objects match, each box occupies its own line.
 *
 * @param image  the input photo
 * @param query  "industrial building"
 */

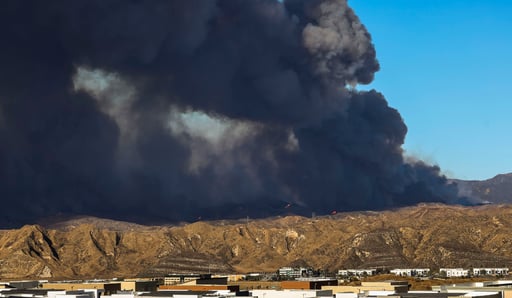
xmin=42 ymin=282 xmax=120 ymax=295
xmin=337 ymin=269 xmax=377 ymax=277
xmin=473 ymin=268 xmax=510 ymax=276
xmin=323 ymin=281 xmax=410 ymax=294
xmin=389 ymin=269 xmax=430 ymax=277
xmin=439 ymin=268 xmax=469 ymax=278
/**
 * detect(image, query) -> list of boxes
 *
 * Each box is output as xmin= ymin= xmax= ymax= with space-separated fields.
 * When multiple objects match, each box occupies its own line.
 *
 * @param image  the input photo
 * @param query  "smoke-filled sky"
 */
xmin=351 ymin=0 xmax=512 ymax=180
xmin=0 ymin=0 xmax=479 ymax=226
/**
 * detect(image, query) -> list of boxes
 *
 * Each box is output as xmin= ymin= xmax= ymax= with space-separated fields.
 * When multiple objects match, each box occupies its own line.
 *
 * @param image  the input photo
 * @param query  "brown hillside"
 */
xmin=1 ymin=204 xmax=512 ymax=279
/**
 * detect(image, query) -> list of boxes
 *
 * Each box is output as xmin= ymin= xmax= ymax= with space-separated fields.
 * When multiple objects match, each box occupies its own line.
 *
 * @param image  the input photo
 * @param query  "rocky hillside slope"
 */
xmin=454 ymin=173 xmax=512 ymax=204
xmin=1 ymin=204 xmax=512 ymax=279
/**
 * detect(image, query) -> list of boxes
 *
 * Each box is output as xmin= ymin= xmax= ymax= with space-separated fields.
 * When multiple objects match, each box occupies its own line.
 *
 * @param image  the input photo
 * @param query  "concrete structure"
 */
xmin=221 ymin=274 xmax=246 ymax=282
xmin=42 ymin=282 xmax=120 ymax=295
xmin=323 ymin=281 xmax=409 ymax=294
xmin=196 ymin=277 xmax=228 ymax=285
xmin=5 ymin=280 xmax=40 ymax=289
xmin=439 ymin=268 xmax=469 ymax=278
xmin=278 ymin=267 xmax=309 ymax=279
xmin=334 ymin=294 xmax=356 ymax=298
xmin=0 ymin=289 xmax=49 ymax=297
xmin=107 ymin=290 xmax=231 ymax=298
xmin=120 ymin=281 xmax=158 ymax=292
xmin=472 ymin=268 xmax=509 ymax=276
xmin=137 ymin=291 xmax=222 ymax=298
xmin=48 ymin=290 xmax=97 ymax=298
xmin=390 ymin=269 xmax=430 ymax=277
xmin=230 ymin=281 xmax=281 ymax=290
xmin=164 ymin=275 xmax=208 ymax=285
xmin=281 ymin=279 xmax=337 ymax=290
xmin=252 ymin=289 xmax=333 ymax=298
xmin=160 ymin=275 xmax=240 ymax=292
xmin=337 ymin=269 xmax=376 ymax=277
xmin=159 ymin=285 xmax=239 ymax=291
xmin=384 ymin=292 xmax=500 ymax=298
xmin=433 ymin=281 xmax=512 ymax=298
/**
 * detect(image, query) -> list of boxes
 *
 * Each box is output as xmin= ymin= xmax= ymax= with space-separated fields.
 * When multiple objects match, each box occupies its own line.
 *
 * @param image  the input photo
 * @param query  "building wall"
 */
xmin=323 ymin=284 xmax=408 ymax=294
xmin=503 ymin=289 xmax=512 ymax=298
xmin=251 ymin=289 xmax=323 ymax=298
xmin=42 ymin=283 xmax=121 ymax=295
xmin=390 ymin=269 xmax=430 ymax=277
xmin=338 ymin=269 xmax=376 ymax=276
xmin=120 ymin=281 xmax=157 ymax=292
xmin=230 ymin=281 xmax=282 ymax=290
xmin=335 ymin=294 xmax=357 ymax=298
xmin=196 ymin=277 xmax=228 ymax=285
xmin=47 ymin=290 xmax=96 ymax=298
xmin=163 ymin=275 xmax=203 ymax=285
xmin=158 ymin=285 xmax=239 ymax=291
xmin=280 ymin=281 xmax=311 ymax=290
xmin=473 ymin=268 xmax=509 ymax=276
xmin=281 ymin=280 xmax=337 ymax=290
xmin=8 ymin=281 xmax=40 ymax=289
xmin=439 ymin=268 xmax=468 ymax=277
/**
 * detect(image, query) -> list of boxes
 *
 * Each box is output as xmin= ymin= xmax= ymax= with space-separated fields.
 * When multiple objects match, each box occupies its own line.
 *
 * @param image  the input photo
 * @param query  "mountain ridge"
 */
xmin=2 ymin=203 xmax=512 ymax=280
xmin=452 ymin=172 xmax=512 ymax=204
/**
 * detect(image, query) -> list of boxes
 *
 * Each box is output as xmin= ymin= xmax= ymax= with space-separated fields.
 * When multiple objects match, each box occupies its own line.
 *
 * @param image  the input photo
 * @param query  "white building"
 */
xmin=390 ymin=268 xmax=430 ymax=277
xmin=440 ymin=268 xmax=469 ymax=277
xmin=48 ymin=290 xmax=97 ymax=298
xmin=278 ymin=267 xmax=308 ymax=278
xmin=472 ymin=268 xmax=509 ymax=276
xmin=252 ymin=289 xmax=332 ymax=298
xmin=164 ymin=275 xmax=202 ymax=285
xmin=337 ymin=269 xmax=376 ymax=277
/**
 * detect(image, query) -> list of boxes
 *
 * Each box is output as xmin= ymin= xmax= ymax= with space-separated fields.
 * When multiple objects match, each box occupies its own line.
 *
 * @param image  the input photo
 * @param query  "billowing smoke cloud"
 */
xmin=0 ymin=0 xmax=467 ymax=226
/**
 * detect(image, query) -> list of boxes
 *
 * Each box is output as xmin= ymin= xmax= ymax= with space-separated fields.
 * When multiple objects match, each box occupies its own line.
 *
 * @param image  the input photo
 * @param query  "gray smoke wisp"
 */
xmin=0 ymin=0 xmax=469 ymax=226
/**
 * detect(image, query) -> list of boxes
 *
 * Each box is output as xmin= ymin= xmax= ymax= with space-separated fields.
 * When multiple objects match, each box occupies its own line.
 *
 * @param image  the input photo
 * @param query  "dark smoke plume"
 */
xmin=0 ymin=0 xmax=467 ymax=226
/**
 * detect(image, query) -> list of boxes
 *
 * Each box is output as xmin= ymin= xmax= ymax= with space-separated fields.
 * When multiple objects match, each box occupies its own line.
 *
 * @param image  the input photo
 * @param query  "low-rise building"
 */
xmin=472 ymin=268 xmax=509 ymax=276
xmin=120 ymin=281 xmax=158 ymax=292
xmin=281 ymin=279 xmax=337 ymax=290
xmin=5 ymin=280 xmax=40 ymax=289
xmin=0 ymin=289 xmax=49 ymax=297
xmin=323 ymin=281 xmax=409 ymax=294
xmin=439 ymin=268 xmax=469 ymax=278
xmin=390 ymin=269 xmax=430 ymax=277
xmin=337 ymin=269 xmax=376 ymax=277
xmin=42 ymin=282 xmax=120 ymax=295
xmin=164 ymin=275 xmax=207 ymax=286
xmin=252 ymin=289 xmax=332 ymax=298
xmin=48 ymin=290 xmax=98 ymax=298
xmin=278 ymin=267 xmax=309 ymax=279
xmin=159 ymin=276 xmax=239 ymax=292
xmin=433 ymin=280 xmax=512 ymax=298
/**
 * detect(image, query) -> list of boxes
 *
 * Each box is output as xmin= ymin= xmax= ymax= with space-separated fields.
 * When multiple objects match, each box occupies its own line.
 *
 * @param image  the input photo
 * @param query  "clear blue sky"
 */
xmin=349 ymin=0 xmax=512 ymax=180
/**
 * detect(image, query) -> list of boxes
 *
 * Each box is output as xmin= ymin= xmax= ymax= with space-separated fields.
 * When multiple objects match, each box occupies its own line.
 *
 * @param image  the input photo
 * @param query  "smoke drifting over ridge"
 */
xmin=0 ymin=0 xmax=467 ymax=226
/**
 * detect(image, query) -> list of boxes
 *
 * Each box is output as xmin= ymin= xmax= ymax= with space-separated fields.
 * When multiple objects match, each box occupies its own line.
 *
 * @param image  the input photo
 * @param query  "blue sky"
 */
xmin=349 ymin=0 xmax=512 ymax=180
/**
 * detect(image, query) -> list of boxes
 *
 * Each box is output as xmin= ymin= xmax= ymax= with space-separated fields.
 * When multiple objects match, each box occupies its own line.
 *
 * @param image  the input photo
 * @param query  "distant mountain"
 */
xmin=2 ymin=204 xmax=512 ymax=280
xmin=453 ymin=173 xmax=512 ymax=204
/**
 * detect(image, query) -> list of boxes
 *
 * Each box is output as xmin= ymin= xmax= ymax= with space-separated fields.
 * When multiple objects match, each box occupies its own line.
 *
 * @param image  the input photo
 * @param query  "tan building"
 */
xmin=158 ymin=284 xmax=239 ymax=291
xmin=323 ymin=281 xmax=409 ymax=294
xmin=433 ymin=280 xmax=512 ymax=298
xmin=281 ymin=279 xmax=338 ymax=290
xmin=42 ymin=282 xmax=121 ymax=295
xmin=120 ymin=281 xmax=158 ymax=292
xmin=229 ymin=281 xmax=281 ymax=290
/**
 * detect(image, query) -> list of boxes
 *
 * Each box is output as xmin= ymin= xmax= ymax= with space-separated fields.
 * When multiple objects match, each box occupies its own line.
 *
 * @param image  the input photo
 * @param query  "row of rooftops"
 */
xmin=0 ymin=280 xmax=507 ymax=298
xmin=3 ymin=275 xmax=512 ymax=298
xmin=337 ymin=268 xmax=510 ymax=277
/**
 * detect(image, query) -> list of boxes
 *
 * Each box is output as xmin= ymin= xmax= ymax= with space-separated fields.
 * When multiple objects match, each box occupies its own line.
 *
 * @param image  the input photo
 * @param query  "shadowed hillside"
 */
xmin=454 ymin=173 xmax=512 ymax=204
